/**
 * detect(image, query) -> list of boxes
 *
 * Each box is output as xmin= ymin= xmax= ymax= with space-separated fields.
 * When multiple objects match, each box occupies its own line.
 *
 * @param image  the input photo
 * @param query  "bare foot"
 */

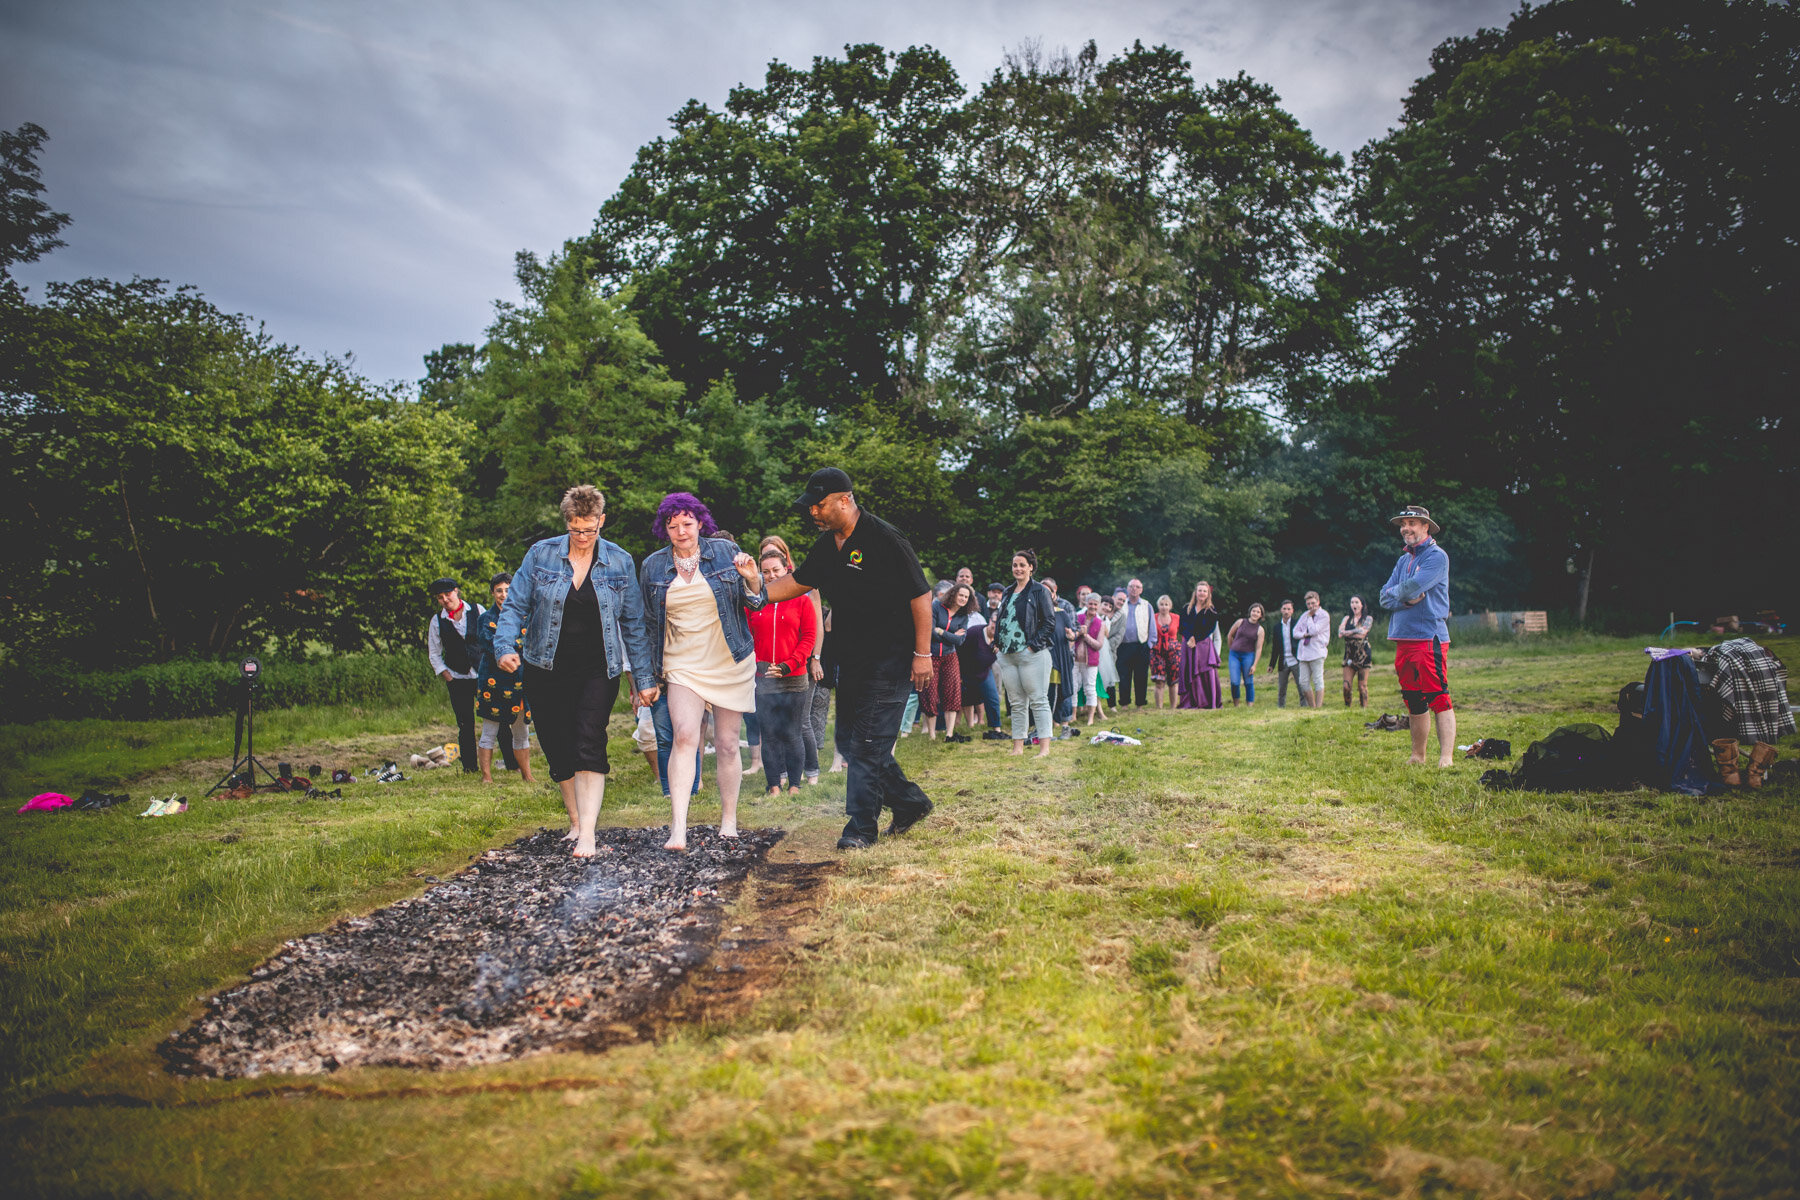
xmin=720 ymin=825 xmax=739 ymax=839
xmin=664 ymin=839 xmax=687 ymax=852
xmin=561 ymin=828 xmax=579 ymax=842
xmin=1008 ymin=747 xmax=1025 ymax=756
xmin=1437 ymin=757 xmax=1455 ymax=768
xmin=572 ymin=837 xmax=596 ymax=858
xmin=481 ymin=774 xmax=495 ymax=784
xmin=519 ymin=772 xmax=535 ymax=783
xmin=1406 ymin=755 xmax=1426 ymax=766
xmin=1035 ymin=747 xmax=1051 ymax=759
xmin=787 ymin=786 xmax=803 ymax=796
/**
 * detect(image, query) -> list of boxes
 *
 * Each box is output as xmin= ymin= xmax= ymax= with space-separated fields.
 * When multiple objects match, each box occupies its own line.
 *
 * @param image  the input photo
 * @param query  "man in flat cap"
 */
xmin=1378 ymin=506 xmax=1456 ymax=766
xmin=426 ymin=577 xmax=482 ymax=772
xmin=764 ymin=468 xmax=934 ymax=849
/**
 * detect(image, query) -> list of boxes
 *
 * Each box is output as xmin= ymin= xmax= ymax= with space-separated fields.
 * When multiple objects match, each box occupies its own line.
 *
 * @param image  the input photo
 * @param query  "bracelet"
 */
xmin=913 ymin=651 xmax=931 ymax=657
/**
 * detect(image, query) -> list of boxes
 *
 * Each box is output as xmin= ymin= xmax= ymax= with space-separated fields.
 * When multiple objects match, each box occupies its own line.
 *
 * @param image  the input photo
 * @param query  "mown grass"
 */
xmin=3 ymin=634 xmax=1797 ymax=1199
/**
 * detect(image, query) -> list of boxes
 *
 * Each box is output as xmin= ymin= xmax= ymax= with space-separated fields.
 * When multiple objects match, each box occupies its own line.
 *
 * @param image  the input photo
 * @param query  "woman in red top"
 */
xmin=746 ymin=547 xmax=817 ymax=796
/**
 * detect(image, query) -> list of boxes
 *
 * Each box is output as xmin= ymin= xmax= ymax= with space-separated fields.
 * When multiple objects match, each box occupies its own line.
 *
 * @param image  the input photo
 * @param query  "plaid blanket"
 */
xmin=1700 ymin=638 xmax=1795 ymax=744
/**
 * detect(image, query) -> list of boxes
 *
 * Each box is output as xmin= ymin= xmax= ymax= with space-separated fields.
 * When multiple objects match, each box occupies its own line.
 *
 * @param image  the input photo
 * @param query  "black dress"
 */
xmin=521 ymin=573 xmax=620 ymax=782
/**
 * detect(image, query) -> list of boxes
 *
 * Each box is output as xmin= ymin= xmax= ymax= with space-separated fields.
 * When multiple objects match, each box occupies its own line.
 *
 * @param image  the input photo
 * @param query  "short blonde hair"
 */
xmin=560 ymin=485 xmax=605 ymax=521
xmin=1304 ymin=589 xmax=1320 ymax=604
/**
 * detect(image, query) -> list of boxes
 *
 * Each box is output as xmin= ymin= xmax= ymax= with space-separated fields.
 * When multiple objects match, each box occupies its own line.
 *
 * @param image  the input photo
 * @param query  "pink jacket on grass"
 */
xmin=18 ymin=793 xmax=72 ymax=813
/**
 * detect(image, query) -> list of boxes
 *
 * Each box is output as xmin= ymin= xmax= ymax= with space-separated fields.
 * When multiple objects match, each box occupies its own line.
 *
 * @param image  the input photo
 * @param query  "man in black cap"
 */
xmin=764 ymin=468 xmax=934 ymax=849
xmin=426 ymin=577 xmax=482 ymax=772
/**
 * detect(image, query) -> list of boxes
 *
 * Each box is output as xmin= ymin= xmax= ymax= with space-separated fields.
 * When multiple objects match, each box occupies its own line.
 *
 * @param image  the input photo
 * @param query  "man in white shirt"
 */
xmin=426 ymin=577 xmax=482 ymax=772
xmin=1112 ymin=578 xmax=1152 ymax=709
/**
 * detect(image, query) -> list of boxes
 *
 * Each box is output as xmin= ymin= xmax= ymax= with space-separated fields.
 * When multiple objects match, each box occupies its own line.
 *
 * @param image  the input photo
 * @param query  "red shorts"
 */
xmin=1394 ymin=639 xmax=1453 ymax=715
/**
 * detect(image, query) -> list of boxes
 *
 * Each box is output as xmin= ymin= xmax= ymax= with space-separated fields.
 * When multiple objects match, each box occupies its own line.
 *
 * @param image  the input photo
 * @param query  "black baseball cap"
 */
xmin=793 ymin=467 xmax=853 ymax=513
xmin=427 ymin=577 xmax=459 ymax=595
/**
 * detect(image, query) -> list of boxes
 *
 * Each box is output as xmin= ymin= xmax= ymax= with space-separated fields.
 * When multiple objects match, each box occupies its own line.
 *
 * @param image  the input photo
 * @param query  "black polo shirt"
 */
xmin=793 ymin=510 xmax=929 ymax=675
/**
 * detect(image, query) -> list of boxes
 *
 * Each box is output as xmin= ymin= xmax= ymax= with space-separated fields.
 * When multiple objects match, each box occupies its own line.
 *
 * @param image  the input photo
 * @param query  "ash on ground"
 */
xmin=163 ymin=825 xmax=783 ymax=1078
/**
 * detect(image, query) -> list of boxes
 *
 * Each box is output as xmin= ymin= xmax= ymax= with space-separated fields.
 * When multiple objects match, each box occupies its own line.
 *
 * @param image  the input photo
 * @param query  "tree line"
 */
xmin=3 ymin=0 xmax=1794 ymax=670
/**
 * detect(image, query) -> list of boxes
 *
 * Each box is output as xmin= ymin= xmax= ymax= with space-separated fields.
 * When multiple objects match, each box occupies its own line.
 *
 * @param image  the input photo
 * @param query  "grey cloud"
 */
xmin=2 ymin=0 xmax=1516 ymax=384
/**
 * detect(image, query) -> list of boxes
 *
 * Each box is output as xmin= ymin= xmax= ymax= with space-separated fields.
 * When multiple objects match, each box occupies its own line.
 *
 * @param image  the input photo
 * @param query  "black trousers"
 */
xmin=835 ymin=666 xmax=930 ymax=842
xmin=522 ymin=664 xmax=620 ymax=782
xmin=757 ymin=677 xmax=810 ymax=789
xmin=444 ymin=679 xmax=478 ymax=771
xmin=1115 ymin=641 xmax=1150 ymax=706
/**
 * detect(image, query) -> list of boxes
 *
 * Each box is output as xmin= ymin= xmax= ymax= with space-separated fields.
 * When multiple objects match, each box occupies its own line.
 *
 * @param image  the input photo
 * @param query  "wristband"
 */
xmin=913 ymin=651 xmax=931 ymax=657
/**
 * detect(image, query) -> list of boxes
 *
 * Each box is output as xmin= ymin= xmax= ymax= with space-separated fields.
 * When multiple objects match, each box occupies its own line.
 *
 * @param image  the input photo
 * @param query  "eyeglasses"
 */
xmin=566 ymin=526 xmax=600 ymax=537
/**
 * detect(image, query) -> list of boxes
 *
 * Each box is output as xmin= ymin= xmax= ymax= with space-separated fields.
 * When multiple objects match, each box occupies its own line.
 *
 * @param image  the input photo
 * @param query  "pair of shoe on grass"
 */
xmin=138 ymin=795 xmax=188 ymax=817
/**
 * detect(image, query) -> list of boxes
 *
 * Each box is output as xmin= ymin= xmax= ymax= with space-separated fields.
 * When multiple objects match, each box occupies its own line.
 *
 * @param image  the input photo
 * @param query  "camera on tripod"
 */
xmin=209 ymin=657 xmax=278 ymax=796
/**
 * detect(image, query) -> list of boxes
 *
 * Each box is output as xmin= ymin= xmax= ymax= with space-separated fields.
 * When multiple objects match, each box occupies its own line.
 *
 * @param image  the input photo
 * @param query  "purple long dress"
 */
xmin=1178 ymin=605 xmax=1223 ymax=709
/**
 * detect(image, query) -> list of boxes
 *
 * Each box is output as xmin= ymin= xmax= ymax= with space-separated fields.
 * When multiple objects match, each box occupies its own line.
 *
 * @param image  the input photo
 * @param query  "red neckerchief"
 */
xmin=443 ymin=600 xmax=466 ymax=622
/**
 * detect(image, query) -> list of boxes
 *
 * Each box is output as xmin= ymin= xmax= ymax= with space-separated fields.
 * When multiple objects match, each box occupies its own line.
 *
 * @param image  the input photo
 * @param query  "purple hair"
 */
xmin=651 ymin=492 xmax=719 ymax=540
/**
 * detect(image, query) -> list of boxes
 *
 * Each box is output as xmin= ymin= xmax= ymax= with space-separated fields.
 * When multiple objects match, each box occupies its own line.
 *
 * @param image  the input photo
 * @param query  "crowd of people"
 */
xmin=426 ymin=480 xmax=1461 ymax=858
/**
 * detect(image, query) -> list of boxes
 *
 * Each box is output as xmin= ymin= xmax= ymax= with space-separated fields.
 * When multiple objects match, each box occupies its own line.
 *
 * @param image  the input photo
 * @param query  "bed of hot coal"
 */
xmin=162 ymin=825 xmax=784 ymax=1078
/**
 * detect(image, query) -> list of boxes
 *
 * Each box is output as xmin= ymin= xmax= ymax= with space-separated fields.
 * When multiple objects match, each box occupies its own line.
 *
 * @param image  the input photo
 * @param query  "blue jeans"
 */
xmin=1229 ymin=649 xmax=1257 ymax=703
xmin=982 ymin=672 xmax=1002 ymax=729
xmin=650 ymin=692 xmax=700 ymax=796
xmin=835 ymin=666 xmax=930 ymax=842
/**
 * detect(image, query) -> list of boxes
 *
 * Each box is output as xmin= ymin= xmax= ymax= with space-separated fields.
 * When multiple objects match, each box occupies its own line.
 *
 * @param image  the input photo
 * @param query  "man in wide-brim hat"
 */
xmin=1377 ymin=506 xmax=1456 ymax=766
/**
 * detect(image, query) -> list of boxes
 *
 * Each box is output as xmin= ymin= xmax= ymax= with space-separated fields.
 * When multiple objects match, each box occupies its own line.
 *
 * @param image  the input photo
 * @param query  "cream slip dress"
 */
xmin=661 ymin=568 xmax=756 ymax=712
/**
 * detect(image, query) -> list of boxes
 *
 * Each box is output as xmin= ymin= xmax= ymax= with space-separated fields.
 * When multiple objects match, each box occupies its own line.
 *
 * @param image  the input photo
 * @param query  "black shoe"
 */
xmin=983 ymin=729 xmax=1008 ymax=741
xmin=887 ymin=799 xmax=934 ymax=836
xmin=837 ymin=835 xmax=874 ymax=851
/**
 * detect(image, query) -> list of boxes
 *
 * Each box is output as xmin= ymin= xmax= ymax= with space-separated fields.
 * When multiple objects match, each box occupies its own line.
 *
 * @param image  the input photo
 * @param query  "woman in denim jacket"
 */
xmin=494 ymin=485 xmax=657 ymax=859
xmin=638 ymin=493 xmax=764 ymax=851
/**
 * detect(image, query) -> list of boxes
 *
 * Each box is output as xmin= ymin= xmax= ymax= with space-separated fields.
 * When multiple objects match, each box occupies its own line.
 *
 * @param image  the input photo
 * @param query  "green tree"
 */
xmin=1 ymin=278 xmax=477 ymax=665
xmin=0 ymin=122 xmax=69 ymax=278
xmin=453 ymin=248 xmax=700 ymax=561
xmin=589 ymin=44 xmax=966 ymax=416
xmin=1335 ymin=0 xmax=1799 ymax=618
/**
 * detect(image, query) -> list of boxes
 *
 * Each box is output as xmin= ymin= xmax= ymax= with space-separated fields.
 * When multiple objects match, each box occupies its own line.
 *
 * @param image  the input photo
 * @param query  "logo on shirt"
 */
xmin=848 ymin=550 xmax=864 ymax=566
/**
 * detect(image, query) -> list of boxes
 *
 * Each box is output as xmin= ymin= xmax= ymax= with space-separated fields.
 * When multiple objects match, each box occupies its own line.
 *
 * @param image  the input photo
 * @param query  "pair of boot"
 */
xmin=1712 ymin=738 xmax=1779 ymax=788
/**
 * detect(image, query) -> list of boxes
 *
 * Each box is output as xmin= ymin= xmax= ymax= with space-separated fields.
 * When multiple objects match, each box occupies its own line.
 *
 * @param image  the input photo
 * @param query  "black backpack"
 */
xmin=1611 ymin=682 xmax=1655 ymax=784
xmin=1488 ymin=723 xmax=1621 ymax=792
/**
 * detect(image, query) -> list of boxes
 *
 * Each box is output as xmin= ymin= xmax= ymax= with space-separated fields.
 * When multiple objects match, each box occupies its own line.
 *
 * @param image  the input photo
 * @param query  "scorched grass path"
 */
xmin=3 ymin=634 xmax=1798 ymax=1199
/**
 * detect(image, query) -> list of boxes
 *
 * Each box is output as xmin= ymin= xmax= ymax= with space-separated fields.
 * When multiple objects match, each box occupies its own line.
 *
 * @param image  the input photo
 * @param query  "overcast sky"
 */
xmin=2 ymin=0 xmax=1519 ymax=386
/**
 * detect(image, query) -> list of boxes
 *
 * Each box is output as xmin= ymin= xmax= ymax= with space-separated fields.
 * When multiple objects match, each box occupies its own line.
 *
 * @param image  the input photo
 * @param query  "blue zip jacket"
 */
xmin=492 ymin=534 xmax=653 ymax=680
xmin=1379 ymin=538 xmax=1451 ymax=641
xmin=638 ymin=537 xmax=766 ymax=689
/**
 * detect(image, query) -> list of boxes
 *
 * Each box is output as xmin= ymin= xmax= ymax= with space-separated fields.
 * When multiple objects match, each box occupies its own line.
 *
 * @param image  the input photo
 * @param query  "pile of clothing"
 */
xmin=1697 ymin=638 xmax=1792 ymax=789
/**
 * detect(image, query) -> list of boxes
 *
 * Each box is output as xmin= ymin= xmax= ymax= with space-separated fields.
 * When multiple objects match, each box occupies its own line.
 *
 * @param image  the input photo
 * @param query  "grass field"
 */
xmin=3 ymin=634 xmax=1797 ymax=1198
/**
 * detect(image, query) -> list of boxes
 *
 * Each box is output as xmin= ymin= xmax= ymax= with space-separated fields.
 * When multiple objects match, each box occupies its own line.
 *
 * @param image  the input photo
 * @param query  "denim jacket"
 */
xmin=638 ymin=537 xmax=767 ymax=687
xmin=492 ymin=534 xmax=653 ymax=680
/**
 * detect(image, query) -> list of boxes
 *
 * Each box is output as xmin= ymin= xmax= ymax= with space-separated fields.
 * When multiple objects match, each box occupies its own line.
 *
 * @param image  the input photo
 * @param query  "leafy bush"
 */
xmin=6 ymin=652 xmax=436 ymax=724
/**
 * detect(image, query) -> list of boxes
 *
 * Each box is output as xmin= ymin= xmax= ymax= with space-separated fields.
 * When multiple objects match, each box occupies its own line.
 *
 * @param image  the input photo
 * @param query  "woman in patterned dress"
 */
xmin=1339 ymin=594 xmax=1375 ymax=707
xmin=472 ymin=572 xmax=533 ymax=783
xmin=1150 ymin=593 xmax=1182 ymax=709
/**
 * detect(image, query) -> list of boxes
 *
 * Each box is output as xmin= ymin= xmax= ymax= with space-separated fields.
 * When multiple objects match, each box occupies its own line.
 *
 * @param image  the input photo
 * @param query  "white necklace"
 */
xmin=673 ymin=549 xmax=700 ymax=576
